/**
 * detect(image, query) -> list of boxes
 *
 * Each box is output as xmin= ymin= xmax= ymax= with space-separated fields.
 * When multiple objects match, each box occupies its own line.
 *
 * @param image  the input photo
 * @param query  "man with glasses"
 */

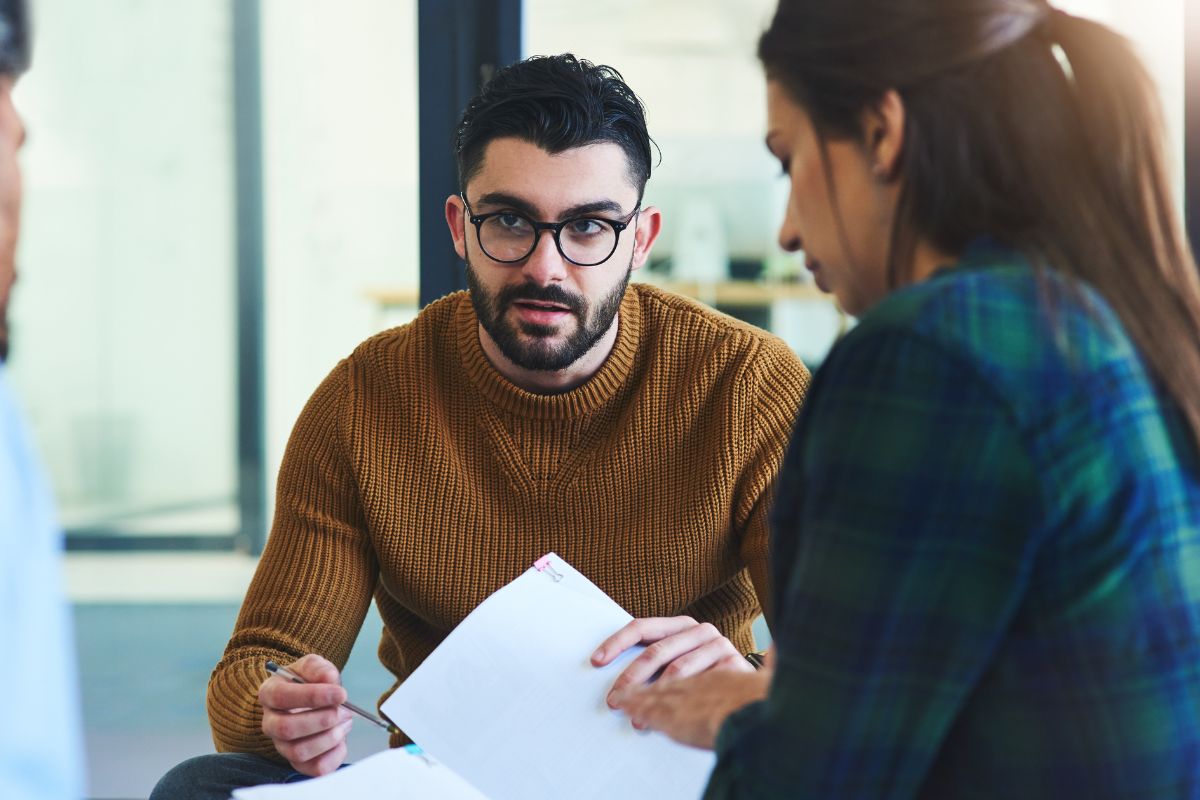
xmin=152 ymin=53 xmax=808 ymax=798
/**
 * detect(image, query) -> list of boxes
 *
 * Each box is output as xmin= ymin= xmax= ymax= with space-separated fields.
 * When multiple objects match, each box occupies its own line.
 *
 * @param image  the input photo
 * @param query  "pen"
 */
xmin=265 ymin=660 xmax=401 ymax=736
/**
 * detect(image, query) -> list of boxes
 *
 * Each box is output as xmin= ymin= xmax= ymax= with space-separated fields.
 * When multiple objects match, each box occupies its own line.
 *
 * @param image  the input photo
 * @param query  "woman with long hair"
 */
xmin=614 ymin=1 xmax=1200 ymax=795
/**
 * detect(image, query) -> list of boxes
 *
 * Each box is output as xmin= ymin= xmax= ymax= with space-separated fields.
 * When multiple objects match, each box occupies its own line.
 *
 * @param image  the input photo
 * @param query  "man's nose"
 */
xmin=520 ymin=230 xmax=569 ymax=284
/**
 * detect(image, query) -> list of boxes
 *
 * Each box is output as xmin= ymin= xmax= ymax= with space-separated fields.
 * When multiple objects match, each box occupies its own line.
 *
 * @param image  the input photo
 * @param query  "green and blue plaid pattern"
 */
xmin=707 ymin=247 xmax=1200 ymax=798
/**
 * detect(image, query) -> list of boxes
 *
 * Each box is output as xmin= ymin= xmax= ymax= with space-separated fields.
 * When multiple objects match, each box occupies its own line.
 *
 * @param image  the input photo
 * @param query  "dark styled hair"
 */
xmin=760 ymin=0 xmax=1200 ymax=448
xmin=454 ymin=53 xmax=655 ymax=201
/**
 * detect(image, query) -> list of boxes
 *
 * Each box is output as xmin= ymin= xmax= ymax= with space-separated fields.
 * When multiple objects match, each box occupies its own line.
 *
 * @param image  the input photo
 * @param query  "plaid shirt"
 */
xmin=707 ymin=247 xmax=1200 ymax=798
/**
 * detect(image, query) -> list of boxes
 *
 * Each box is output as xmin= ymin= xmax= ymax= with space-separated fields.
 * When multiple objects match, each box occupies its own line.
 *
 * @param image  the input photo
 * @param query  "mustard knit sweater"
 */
xmin=207 ymin=284 xmax=810 ymax=756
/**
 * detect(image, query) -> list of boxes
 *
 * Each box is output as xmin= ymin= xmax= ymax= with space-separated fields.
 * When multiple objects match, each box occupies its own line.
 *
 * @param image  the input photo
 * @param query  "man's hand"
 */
xmin=258 ymin=654 xmax=353 ymax=777
xmin=591 ymin=616 xmax=754 ymax=708
xmin=610 ymin=664 xmax=772 ymax=750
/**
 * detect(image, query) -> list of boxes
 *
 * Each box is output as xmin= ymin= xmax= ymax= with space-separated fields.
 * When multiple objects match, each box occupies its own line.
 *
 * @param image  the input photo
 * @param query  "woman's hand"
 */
xmin=609 ymin=654 xmax=773 ymax=750
xmin=591 ymin=616 xmax=754 ymax=709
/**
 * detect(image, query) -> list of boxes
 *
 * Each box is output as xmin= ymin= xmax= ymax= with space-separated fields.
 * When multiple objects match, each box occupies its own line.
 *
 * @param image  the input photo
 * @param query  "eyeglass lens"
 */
xmin=479 ymin=213 xmax=618 ymax=266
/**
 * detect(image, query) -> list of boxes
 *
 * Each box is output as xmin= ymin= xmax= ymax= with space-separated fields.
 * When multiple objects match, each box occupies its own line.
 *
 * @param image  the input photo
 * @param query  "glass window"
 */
xmin=8 ymin=0 xmax=422 ymax=543
xmin=11 ymin=0 xmax=238 ymax=539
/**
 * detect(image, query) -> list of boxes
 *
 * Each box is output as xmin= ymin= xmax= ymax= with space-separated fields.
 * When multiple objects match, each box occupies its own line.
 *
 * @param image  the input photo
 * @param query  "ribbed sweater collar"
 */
xmin=455 ymin=286 xmax=642 ymax=419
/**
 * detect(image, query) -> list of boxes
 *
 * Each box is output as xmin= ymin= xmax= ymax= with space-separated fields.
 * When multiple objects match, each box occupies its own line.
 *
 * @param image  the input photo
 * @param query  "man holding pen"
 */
xmin=153 ymin=53 xmax=808 ymax=798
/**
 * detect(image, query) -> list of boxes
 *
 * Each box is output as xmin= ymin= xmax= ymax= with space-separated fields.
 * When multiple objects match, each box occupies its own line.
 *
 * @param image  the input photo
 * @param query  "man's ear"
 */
xmin=861 ymin=89 xmax=906 ymax=181
xmin=445 ymin=193 xmax=467 ymax=260
xmin=629 ymin=206 xmax=662 ymax=272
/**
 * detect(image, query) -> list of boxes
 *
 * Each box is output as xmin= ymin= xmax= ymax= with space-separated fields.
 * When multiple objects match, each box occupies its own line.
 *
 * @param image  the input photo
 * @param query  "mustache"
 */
xmin=495 ymin=282 xmax=585 ymax=315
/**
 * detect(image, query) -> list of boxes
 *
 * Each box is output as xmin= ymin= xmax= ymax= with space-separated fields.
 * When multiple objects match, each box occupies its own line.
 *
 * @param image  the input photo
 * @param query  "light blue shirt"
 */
xmin=0 ymin=366 xmax=85 ymax=800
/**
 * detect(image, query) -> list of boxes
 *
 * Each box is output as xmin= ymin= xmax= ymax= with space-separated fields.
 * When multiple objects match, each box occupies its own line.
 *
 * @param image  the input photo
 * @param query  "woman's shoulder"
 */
xmin=855 ymin=250 xmax=1136 ymax=382
xmin=823 ymin=249 xmax=1153 ymax=442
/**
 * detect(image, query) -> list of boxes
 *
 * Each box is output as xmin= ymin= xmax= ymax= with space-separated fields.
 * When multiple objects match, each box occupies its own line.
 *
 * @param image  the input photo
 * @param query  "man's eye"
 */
xmin=497 ymin=213 xmax=527 ymax=229
xmin=567 ymin=218 xmax=604 ymax=236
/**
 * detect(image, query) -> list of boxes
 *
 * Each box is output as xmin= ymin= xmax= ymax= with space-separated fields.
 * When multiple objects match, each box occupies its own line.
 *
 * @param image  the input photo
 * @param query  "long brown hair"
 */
xmin=760 ymin=0 xmax=1200 ymax=448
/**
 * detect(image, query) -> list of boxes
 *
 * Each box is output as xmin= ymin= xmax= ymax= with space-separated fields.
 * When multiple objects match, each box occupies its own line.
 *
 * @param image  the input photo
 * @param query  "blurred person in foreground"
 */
xmin=0 ymin=2 xmax=87 ymax=799
xmin=614 ymin=1 xmax=1200 ymax=796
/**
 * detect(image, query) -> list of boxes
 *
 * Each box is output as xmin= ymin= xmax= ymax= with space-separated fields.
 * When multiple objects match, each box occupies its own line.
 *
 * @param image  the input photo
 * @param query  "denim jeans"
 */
xmin=149 ymin=752 xmax=320 ymax=800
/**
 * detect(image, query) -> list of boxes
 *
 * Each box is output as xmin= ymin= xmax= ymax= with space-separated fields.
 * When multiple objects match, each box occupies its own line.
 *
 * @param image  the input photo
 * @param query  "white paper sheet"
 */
xmin=381 ymin=553 xmax=716 ymax=800
xmin=229 ymin=746 xmax=488 ymax=799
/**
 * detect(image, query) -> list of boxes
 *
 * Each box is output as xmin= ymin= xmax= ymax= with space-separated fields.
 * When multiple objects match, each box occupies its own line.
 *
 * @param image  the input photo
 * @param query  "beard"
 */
xmin=465 ymin=255 xmax=632 ymax=372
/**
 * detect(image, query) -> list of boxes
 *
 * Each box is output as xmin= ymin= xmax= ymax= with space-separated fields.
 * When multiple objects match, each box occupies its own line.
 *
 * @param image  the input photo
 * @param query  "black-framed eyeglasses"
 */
xmin=460 ymin=193 xmax=640 ymax=267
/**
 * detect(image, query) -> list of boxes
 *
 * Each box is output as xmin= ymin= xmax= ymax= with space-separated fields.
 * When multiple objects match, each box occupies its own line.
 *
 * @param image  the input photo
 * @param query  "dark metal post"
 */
xmin=418 ymin=0 xmax=522 ymax=307
xmin=233 ymin=0 xmax=267 ymax=554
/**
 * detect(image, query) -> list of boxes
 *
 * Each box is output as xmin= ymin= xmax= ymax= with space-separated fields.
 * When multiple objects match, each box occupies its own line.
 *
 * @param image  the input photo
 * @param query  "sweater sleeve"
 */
xmin=207 ymin=360 xmax=379 ymax=757
xmin=733 ymin=337 xmax=810 ymax=635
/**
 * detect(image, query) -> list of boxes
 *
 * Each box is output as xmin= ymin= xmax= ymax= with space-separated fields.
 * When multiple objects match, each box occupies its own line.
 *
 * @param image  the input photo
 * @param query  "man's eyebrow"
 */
xmin=473 ymin=192 xmax=539 ymax=216
xmin=473 ymin=192 xmax=629 ymax=219
xmin=560 ymin=199 xmax=629 ymax=218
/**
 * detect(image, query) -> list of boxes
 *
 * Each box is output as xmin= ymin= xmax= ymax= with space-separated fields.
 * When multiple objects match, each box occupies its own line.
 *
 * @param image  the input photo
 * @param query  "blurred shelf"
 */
xmin=365 ymin=286 xmax=420 ymax=307
xmin=364 ymin=279 xmax=828 ymax=310
xmin=635 ymin=278 xmax=827 ymax=306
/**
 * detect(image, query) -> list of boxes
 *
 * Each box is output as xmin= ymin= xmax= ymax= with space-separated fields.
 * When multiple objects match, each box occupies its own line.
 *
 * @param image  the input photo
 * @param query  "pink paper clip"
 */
xmin=533 ymin=554 xmax=564 ymax=582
